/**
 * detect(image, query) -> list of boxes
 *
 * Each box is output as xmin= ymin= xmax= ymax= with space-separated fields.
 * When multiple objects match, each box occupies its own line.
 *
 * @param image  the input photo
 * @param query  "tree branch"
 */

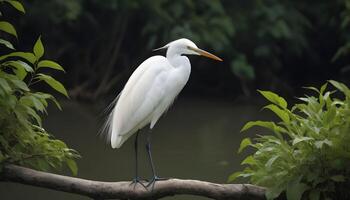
xmin=0 ymin=165 xmax=266 ymax=200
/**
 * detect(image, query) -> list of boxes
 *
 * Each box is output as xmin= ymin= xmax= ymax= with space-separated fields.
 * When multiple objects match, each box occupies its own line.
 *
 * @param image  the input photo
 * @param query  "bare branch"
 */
xmin=0 ymin=165 xmax=266 ymax=200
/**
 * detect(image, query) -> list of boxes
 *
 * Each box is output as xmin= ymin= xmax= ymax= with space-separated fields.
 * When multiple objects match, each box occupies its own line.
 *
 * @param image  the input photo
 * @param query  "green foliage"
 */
xmin=230 ymin=54 xmax=255 ymax=81
xmin=140 ymin=0 xmax=234 ymax=51
xmin=0 ymin=0 xmax=79 ymax=174
xmin=16 ymin=0 xmax=350 ymax=98
xmin=230 ymin=81 xmax=350 ymax=200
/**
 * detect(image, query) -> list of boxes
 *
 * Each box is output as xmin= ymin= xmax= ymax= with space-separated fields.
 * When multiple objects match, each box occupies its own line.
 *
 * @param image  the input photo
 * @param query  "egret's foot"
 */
xmin=146 ymin=176 xmax=169 ymax=190
xmin=130 ymin=177 xmax=148 ymax=190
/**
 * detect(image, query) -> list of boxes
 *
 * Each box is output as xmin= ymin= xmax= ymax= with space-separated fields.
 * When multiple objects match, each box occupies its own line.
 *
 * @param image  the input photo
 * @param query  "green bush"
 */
xmin=230 ymin=80 xmax=350 ymax=200
xmin=0 ymin=0 xmax=79 ymax=174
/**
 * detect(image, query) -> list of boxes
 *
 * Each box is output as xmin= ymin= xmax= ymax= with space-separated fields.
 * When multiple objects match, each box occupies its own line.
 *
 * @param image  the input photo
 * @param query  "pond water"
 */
xmin=0 ymin=96 xmax=273 ymax=200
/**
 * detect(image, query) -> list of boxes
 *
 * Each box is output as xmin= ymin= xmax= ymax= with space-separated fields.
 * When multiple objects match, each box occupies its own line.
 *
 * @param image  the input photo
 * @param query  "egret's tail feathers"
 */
xmin=103 ymin=93 xmax=121 ymax=114
xmin=111 ymin=134 xmax=123 ymax=149
xmin=99 ymin=108 xmax=114 ymax=145
xmin=98 ymin=93 xmax=121 ymax=146
xmin=101 ymin=112 xmax=124 ymax=149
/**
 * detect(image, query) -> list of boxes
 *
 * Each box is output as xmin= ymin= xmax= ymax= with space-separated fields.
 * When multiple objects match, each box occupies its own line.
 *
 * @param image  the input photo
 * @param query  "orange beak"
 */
xmin=188 ymin=46 xmax=223 ymax=61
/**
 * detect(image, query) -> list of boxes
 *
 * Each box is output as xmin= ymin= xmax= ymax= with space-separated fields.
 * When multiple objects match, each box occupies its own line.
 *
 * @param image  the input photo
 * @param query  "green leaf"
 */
xmin=258 ymin=90 xmax=288 ymax=108
xmin=0 ymin=39 xmax=14 ymax=49
xmin=20 ymin=95 xmax=45 ymax=112
xmin=292 ymin=137 xmax=313 ymax=146
xmin=32 ymin=98 xmax=45 ymax=113
xmin=324 ymin=106 xmax=336 ymax=124
xmin=329 ymin=80 xmax=350 ymax=97
xmin=34 ymin=92 xmax=61 ymax=110
xmin=241 ymin=121 xmax=285 ymax=133
xmin=241 ymin=155 xmax=256 ymax=165
xmin=265 ymin=186 xmax=285 ymax=200
xmin=265 ymin=155 xmax=279 ymax=168
xmin=32 ymin=92 xmax=61 ymax=110
xmin=320 ymin=83 xmax=328 ymax=95
xmin=5 ymin=94 xmax=17 ymax=109
xmin=50 ymin=95 xmax=62 ymax=110
xmin=33 ymin=36 xmax=44 ymax=59
xmin=0 ymin=52 xmax=36 ymax=64
xmin=303 ymin=86 xmax=319 ymax=93
xmin=25 ymin=106 xmax=42 ymax=126
xmin=227 ymin=171 xmax=242 ymax=182
xmin=14 ymin=65 xmax=27 ymax=80
xmin=0 ymin=21 xmax=17 ymax=38
xmin=5 ymin=0 xmax=25 ymax=13
xmin=66 ymin=159 xmax=78 ymax=176
xmin=0 ymin=78 xmax=11 ymax=93
xmin=263 ymin=104 xmax=290 ymax=123
xmin=36 ymin=74 xmax=69 ymax=97
xmin=32 ymin=92 xmax=52 ymax=99
xmin=286 ymin=181 xmax=308 ymax=200
xmin=238 ymin=138 xmax=252 ymax=153
xmin=315 ymin=139 xmax=333 ymax=149
xmin=10 ymin=79 xmax=29 ymax=91
xmin=4 ymin=60 xmax=34 ymax=72
xmin=38 ymin=60 xmax=65 ymax=72
xmin=37 ymin=159 xmax=50 ymax=171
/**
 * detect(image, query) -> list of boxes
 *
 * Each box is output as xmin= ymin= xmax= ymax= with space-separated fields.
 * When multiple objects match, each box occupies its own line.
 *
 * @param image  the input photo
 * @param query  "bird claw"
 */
xmin=146 ymin=176 xmax=169 ymax=190
xmin=130 ymin=177 xmax=148 ymax=190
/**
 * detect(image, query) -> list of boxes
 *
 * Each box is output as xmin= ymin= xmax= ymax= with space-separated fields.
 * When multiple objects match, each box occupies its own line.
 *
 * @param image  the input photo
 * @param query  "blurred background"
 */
xmin=1 ymin=0 xmax=350 ymax=199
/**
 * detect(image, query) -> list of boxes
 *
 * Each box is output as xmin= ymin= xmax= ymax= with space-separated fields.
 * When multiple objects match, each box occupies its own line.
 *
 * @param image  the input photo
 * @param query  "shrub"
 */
xmin=0 ymin=0 xmax=79 ymax=174
xmin=230 ymin=80 xmax=350 ymax=200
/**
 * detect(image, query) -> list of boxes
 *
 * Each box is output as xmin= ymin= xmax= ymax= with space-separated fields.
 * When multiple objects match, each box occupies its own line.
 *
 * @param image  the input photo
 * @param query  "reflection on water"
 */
xmin=0 ymin=96 xmax=273 ymax=200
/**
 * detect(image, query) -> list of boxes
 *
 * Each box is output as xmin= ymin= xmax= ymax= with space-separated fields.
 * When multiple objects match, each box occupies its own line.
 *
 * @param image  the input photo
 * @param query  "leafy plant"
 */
xmin=0 ymin=0 xmax=79 ymax=175
xmin=229 ymin=80 xmax=350 ymax=200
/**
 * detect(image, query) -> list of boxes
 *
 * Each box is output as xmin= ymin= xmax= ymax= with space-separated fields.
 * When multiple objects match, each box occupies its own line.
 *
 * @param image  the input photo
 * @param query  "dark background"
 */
xmin=1 ymin=1 xmax=350 ymax=200
xmin=2 ymin=0 xmax=350 ymax=101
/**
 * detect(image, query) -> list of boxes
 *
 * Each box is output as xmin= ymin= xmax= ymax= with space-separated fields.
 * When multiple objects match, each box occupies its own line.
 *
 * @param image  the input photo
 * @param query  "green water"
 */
xmin=0 ymin=97 xmax=271 ymax=200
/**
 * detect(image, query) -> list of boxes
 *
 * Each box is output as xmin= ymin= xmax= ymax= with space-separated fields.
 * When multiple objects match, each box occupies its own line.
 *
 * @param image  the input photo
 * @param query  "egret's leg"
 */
xmin=134 ymin=130 xmax=140 ymax=179
xmin=146 ymin=131 xmax=168 ymax=189
xmin=130 ymin=130 xmax=147 ymax=189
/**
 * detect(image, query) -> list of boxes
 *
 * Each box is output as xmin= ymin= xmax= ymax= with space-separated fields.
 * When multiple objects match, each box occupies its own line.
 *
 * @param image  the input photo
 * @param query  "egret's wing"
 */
xmin=107 ymin=56 xmax=172 ymax=148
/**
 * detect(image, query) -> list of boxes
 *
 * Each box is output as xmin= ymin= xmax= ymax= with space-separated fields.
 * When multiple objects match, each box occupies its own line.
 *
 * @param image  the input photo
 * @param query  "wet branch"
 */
xmin=0 ymin=165 xmax=266 ymax=200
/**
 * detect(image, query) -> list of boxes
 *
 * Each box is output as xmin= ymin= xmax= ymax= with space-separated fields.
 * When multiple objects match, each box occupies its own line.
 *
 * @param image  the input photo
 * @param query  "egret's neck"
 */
xmin=165 ymin=46 xmax=191 ymax=85
xmin=166 ymin=46 xmax=189 ymax=67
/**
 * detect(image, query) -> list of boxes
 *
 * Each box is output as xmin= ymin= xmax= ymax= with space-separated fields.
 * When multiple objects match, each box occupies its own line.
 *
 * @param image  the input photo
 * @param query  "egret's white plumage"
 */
xmin=103 ymin=38 xmax=222 ymax=149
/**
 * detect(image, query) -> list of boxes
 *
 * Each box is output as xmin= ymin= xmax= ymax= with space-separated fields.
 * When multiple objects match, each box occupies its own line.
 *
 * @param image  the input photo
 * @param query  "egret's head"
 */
xmin=154 ymin=38 xmax=223 ymax=61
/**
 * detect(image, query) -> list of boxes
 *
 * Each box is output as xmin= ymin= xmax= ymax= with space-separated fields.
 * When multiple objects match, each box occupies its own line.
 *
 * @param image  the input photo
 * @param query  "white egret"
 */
xmin=103 ymin=38 xmax=222 ymax=188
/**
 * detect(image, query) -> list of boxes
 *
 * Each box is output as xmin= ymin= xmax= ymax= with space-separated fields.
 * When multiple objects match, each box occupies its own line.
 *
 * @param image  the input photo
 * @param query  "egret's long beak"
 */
xmin=188 ymin=46 xmax=223 ymax=61
xmin=153 ymin=45 xmax=167 ymax=52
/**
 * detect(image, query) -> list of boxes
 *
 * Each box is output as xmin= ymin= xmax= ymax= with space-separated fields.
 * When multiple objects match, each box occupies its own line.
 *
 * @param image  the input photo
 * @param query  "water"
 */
xmin=0 ymin=96 xmax=272 ymax=200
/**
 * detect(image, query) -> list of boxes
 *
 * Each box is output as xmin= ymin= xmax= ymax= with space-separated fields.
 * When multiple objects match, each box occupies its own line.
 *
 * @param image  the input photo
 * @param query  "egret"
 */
xmin=103 ymin=38 xmax=222 ymax=188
